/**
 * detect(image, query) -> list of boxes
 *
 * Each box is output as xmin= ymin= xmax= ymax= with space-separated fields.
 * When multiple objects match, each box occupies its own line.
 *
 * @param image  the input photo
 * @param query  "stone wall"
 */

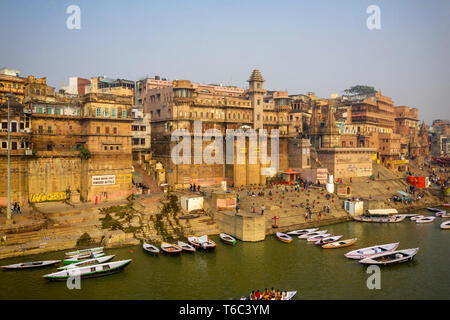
xmin=214 ymin=211 xmax=265 ymax=242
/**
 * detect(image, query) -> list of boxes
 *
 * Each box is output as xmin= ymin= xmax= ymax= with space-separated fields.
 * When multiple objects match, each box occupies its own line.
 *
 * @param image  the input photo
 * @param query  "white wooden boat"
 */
xmin=63 ymin=252 xmax=105 ymax=265
xmin=2 ymin=260 xmax=61 ymax=270
xmin=442 ymin=212 xmax=450 ymax=218
xmin=276 ymin=232 xmax=293 ymax=244
xmin=359 ymin=248 xmax=419 ymax=265
xmin=314 ymin=235 xmax=343 ymax=245
xmin=241 ymin=290 xmax=297 ymax=300
xmin=307 ymin=233 xmax=331 ymax=242
xmin=440 ymin=220 xmax=450 ymax=229
xmin=354 ymin=215 xmax=405 ymax=223
xmin=160 ymin=242 xmax=182 ymax=254
xmin=416 ymin=216 xmax=436 ymax=224
xmin=197 ymin=235 xmax=216 ymax=250
xmin=43 ymin=259 xmax=132 ymax=281
xmin=298 ymin=230 xmax=327 ymax=239
xmin=322 ymin=238 xmax=357 ymax=249
xmin=286 ymin=228 xmax=318 ymax=236
xmin=177 ymin=241 xmax=196 ymax=252
xmin=344 ymin=242 xmax=400 ymax=259
xmin=426 ymin=207 xmax=442 ymax=212
xmin=410 ymin=215 xmax=424 ymax=221
xmin=435 ymin=210 xmax=446 ymax=217
xmin=143 ymin=243 xmax=160 ymax=255
xmin=58 ymin=255 xmax=115 ymax=270
xmin=65 ymin=246 xmax=104 ymax=257
xmin=187 ymin=235 xmax=201 ymax=248
xmin=219 ymin=233 xmax=237 ymax=245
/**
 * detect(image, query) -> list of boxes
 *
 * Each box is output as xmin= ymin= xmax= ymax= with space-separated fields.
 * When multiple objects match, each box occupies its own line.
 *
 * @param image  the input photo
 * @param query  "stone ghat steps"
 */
xmin=3 ymin=223 xmax=103 ymax=246
xmin=49 ymin=212 xmax=101 ymax=226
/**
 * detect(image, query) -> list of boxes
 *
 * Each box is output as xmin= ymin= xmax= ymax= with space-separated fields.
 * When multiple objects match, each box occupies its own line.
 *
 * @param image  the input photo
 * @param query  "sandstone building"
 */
xmin=0 ymin=76 xmax=133 ymax=209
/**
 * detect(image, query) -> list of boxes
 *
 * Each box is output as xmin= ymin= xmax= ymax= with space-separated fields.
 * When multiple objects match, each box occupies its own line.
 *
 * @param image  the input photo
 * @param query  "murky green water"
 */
xmin=1 ymin=209 xmax=449 ymax=300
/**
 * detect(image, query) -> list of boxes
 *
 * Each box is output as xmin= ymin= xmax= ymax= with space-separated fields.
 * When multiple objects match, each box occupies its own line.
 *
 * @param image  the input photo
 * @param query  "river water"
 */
xmin=0 ymin=209 xmax=449 ymax=300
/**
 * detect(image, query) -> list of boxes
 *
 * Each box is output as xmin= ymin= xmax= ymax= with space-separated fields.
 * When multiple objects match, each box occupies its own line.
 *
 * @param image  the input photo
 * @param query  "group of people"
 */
xmin=249 ymin=288 xmax=289 ymax=300
xmin=189 ymin=184 xmax=201 ymax=192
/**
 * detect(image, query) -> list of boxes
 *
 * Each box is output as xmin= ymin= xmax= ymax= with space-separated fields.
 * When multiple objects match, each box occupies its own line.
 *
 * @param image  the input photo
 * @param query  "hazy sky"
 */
xmin=1 ymin=0 xmax=449 ymax=123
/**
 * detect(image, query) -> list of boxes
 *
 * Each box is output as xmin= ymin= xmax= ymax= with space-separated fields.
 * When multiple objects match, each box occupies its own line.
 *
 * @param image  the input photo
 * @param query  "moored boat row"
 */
xmin=142 ymin=233 xmax=239 ymax=257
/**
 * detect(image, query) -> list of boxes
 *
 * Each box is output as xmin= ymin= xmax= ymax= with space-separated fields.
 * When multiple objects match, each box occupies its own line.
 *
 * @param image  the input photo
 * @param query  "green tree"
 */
xmin=343 ymin=85 xmax=376 ymax=97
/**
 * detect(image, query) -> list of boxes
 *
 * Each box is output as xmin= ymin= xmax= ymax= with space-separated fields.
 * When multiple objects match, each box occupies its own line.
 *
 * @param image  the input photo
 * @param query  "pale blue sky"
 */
xmin=0 ymin=0 xmax=449 ymax=123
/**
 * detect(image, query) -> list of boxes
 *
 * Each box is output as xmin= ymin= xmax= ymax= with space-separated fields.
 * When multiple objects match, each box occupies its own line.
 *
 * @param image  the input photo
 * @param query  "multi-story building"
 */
xmin=0 ymin=68 xmax=26 ymax=104
xmin=0 ymin=97 xmax=32 ymax=208
xmin=85 ymin=77 xmax=135 ymax=104
xmin=62 ymin=77 xmax=91 ymax=95
xmin=131 ymin=106 xmax=151 ymax=163
xmin=0 ymin=75 xmax=133 ymax=209
xmin=147 ymin=69 xmax=291 ymax=188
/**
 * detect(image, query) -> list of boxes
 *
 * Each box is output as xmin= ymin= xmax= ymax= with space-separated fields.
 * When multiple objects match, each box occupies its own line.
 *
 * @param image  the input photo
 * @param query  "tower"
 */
xmin=247 ymin=69 xmax=266 ymax=130
xmin=320 ymin=106 xmax=340 ymax=148
xmin=419 ymin=121 xmax=429 ymax=155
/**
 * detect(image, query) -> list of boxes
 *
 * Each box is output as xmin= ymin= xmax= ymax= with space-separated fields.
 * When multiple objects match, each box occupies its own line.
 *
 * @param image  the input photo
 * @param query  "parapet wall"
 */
xmin=214 ymin=210 xmax=265 ymax=242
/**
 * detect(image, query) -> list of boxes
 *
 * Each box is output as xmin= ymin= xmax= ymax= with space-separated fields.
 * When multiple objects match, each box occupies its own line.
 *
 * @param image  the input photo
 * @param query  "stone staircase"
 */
xmin=133 ymin=162 xmax=162 ymax=194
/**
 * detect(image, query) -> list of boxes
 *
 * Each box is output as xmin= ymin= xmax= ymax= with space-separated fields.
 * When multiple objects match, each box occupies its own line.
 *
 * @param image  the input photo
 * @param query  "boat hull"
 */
xmin=44 ymin=260 xmax=132 ymax=281
xmin=359 ymin=248 xmax=419 ymax=265
xmin=344 ymin=242 xmax=400 ymax=259
xmin=2 ymin=260 xmax=61 ymax=270
xmin=219 ymin=233 xmax=237 ymax=246
xmin=276 ymin=232 xmax=293 ymax=243
xmin=353 ymin=215 xmax=405 ymax=223
xmin=322 ymin=238 xmax=357 ymax=249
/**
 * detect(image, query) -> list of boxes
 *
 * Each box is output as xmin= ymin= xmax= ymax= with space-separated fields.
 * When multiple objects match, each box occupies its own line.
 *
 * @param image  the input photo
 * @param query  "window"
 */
xmin=38 ymin=106 xmax=43 ymax=114
xmin=56 ymin=107 xmax=61 ymax=115
xmin=48 ymin=126 xmax=52 ymax=134
xmin=140 ymin=138 xmax=145 ymax=145
xmin=96 ymin=108 xmax=101 ymax=117
xmin=122 ymin=110 xmax=127 ymax=118
xmin=257 ymin=83 xmax=260 ymax=89
xmin=113 ymin=127 xmax=117 ymax=134
xmin=110 ymin=146 xmax=113 ymax=150
xmin=104 ymin=109 xmax=109 ymax=117
xmin=116 ymin=146 xmax=119 ymax=150
xmin=112 ymin=109 xmax=117 ymax=117
xmin=38 ymin=126 xmax=43 ymax=134
xmin=257 ymin=99 xmax=260 ymax=105
xmin=11 ymin=142 xmax=17 ymax=150
xmin=87 ymin=108 xmax=90 ymax=116
xmin=47 ymin=107 xmax=53 ymax=115
xmin=104 ymin=146 xmax=108 ymax=150
xmin=1 ymin=142 xmax=6 ymax=149
xmin=96 ymin=127 xmax=100 ymax=134
xmin=257 ymin=114 xmax=260 ymax=121
xmin=105 ymin=127 xmax=110 ymax=134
